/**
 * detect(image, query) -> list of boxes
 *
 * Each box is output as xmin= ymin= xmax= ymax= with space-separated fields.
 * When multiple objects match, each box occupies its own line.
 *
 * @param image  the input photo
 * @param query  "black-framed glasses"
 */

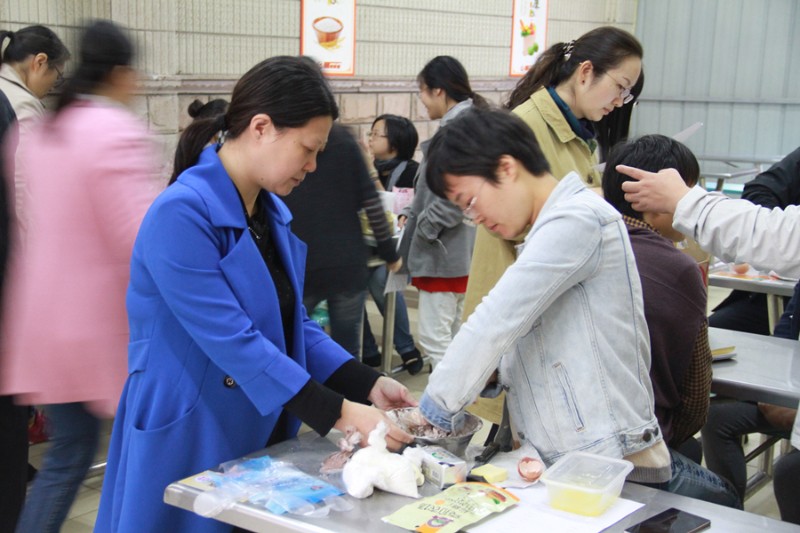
xmin=367 ymin=131 xmax=387 ymax=139
xmin=606 ymin=72 xmax=634 ymax=105
xmin=52 ymin=65 xmax=65 ymax=88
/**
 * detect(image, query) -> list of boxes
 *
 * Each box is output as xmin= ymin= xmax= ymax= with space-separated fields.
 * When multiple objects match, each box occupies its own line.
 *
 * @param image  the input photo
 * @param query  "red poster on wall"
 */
xmin=300 ymin=0 xmax=356 ymax=76
xmin=509 ymin=0 xmax=549 ymax=77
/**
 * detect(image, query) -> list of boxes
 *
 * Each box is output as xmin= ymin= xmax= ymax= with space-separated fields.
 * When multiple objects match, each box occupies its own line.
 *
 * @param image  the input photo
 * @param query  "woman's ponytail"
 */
xmin=169 ymin=116 xmax=226 ymax=184
xmin=506 ymin=27 xmax=642 ymax=111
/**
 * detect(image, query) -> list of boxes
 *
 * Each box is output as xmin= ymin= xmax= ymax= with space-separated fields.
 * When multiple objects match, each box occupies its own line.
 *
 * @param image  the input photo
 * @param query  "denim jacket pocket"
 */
xmin=552 ymin=362 xmax=585 ymax=431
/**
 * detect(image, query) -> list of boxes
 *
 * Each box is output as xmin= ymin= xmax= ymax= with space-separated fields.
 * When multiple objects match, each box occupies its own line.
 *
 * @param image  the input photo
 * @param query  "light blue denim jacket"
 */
xmin=420 ymin=173 xmax=662 ymax=464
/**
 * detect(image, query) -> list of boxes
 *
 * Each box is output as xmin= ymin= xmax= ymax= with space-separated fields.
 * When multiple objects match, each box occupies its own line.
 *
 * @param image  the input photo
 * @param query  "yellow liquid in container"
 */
xmin=540 ymin=452 xmax=633 ymax=517
xmin=548 ymin=486 xmax=612 ymax=516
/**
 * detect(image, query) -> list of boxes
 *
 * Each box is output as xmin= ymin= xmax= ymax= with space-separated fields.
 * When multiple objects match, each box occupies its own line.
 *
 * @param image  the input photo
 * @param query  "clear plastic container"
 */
xmin=539 ymin=452 xmax=633 ymax=516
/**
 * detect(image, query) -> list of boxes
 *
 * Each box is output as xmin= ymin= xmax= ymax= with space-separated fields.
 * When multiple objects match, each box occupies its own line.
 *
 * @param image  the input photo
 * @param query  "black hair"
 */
xmin=372 ymin=114 xmax=418 ymax=161
xmin=55 ymin=20 xmax=134 ymax=115
xmin=187 ymin=98 xmax=229 ymax=121
xmin=426 ymin=107 xmax=550 ymax=198
xmin=602 ymin=134 xmax=699 ymax=220
xmin=417 ymin=56 xmax=489 ymax=109
xmin=594 ymin=69 xmax=645 ymax=162
xmin=0 ymin=25 xmax=69 ymax=67
xmin=506 ymin=26 xmax=643 ymax=110
xmin=171 ymin=56 xmax=338 ymax=184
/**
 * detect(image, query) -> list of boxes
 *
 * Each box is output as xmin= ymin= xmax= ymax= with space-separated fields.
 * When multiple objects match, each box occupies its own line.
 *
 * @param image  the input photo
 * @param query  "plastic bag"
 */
xmin=382 ymin=482 xmax=519 ymax=533
xmin=193 ymin=456 xmax=352 ymax=518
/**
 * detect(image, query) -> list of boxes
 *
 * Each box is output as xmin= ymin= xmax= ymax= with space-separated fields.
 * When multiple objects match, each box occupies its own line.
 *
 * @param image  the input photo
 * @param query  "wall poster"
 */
xmin=300 ymin=0 xmax=356 ymax=76
xmin=509 ymin=0 xmax=548 ymax=77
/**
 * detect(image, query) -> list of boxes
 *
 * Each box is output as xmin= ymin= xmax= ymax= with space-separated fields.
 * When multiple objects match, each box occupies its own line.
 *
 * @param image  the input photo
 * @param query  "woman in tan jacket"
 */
xmin=464 ymin=26 xmax=644 ymax=319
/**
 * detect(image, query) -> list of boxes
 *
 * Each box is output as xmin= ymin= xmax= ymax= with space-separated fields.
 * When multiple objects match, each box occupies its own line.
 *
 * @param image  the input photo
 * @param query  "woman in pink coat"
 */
xmin=0 ymin=21 xmax=157 ymax=533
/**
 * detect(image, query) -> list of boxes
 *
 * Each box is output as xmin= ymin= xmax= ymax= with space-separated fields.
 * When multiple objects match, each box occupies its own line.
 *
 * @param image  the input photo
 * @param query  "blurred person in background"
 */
xmin=0 ymin=20 xmax=157 ymax=533
xmin=283 ymin=123 xmax=402 ymax=357
xmin=362 ymin=114 xmax=423 ymax=373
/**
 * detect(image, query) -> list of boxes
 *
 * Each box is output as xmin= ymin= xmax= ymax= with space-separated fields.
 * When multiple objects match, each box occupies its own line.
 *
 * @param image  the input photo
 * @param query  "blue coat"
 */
xmin=95 ymin=147 xmax=353 ymax=532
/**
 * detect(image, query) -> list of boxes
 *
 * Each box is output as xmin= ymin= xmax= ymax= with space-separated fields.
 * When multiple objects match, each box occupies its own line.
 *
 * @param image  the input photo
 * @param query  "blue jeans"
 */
xmin=304 ymin=288 xmax=366 ymax=357
xmin=636 ymin=448 xmax=741 ymax=509
xmin=16 ymin=402 xmax=100 ymax=533
xmin=362 ymin=265 xmax=416 ymax=357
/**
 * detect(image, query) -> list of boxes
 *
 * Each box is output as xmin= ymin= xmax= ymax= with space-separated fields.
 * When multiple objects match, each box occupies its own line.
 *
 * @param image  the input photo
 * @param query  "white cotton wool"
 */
xmin=342 ymin=421 xmax=424 ymax=499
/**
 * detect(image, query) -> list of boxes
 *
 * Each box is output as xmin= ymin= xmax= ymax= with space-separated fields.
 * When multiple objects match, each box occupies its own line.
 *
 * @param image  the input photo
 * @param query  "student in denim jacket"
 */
xmin=419 ymin=107 xmax=671 ymax=485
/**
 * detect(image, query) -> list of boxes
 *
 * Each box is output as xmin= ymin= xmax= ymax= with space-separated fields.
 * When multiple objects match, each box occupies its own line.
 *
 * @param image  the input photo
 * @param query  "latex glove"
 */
xmin=334 ymin=400 xmax=413 ymax=452
xmin=368 ymin=376 xmax=418 ymax=411
xmin=618 ymin=165 xmax=691 ymax=214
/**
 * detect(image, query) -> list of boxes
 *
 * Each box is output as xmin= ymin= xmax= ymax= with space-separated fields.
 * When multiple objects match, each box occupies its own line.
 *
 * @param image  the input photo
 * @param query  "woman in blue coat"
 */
xmin=96 ymin=56 xmax=416 ymax=532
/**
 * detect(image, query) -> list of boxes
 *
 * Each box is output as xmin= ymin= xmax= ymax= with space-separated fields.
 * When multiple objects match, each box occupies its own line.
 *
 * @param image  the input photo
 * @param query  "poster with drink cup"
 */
xmin=509 ymin=0 xmax=548 ymax=77
xmin=300 ymin=0 xmax=356 ymax=76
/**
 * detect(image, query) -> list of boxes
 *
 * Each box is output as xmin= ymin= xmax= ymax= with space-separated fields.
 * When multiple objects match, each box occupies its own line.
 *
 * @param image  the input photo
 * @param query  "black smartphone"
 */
xmin=626 ymin=507 xmax=711 ymax=533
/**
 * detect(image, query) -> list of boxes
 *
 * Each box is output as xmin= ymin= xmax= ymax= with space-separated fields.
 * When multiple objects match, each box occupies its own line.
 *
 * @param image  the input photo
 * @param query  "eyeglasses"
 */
xmin=606 ymin=72 xmax=634 ymax=105
xmin=462 ymin=180 xmax=486 ymax=222
xmin=52 ymin=65 xmax=65 ymax=88
xmin=367 ymin=131 xmax=387 ymax=139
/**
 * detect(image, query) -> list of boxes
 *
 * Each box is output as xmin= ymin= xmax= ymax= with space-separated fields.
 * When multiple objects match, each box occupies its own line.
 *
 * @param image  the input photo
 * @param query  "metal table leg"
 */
xmin=381 ymin=291 xmax=396 ymax=375
xmin=766 ymin=294 xmax=785 ymax=333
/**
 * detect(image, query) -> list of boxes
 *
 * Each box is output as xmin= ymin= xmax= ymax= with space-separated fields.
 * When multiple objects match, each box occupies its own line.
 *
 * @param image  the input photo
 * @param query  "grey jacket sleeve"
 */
xmin=416 ymin=195 xmax=464 ymax=242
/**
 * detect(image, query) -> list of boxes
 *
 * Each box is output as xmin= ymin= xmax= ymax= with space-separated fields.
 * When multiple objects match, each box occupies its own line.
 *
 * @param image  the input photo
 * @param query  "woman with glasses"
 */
xmin=398 ymin=56 xmax=486 ymax=369
xmin=463 ymin=26 xmax=643 ymax=329
xmin=0 ymin=24 xmax=70 ymax=233
xmin=362 ymin=114 xmax=424 ymax=373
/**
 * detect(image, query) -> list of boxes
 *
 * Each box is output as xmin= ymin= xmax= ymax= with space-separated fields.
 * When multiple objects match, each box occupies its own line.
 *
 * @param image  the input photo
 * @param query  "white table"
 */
xmin=696 ymin=154 xmax=783 ymax=173
xmin=164 ymin=432 xmax=798 ymax=532
xmin=708 ymin=327 xmax=800 ymax=409
xmin=699 ymin=167 xmax=759 ymax=192
xmin=708 ymin=327 xmax=800 ymax=496
xmin=708 ymin=272 xmax=796 ymax=332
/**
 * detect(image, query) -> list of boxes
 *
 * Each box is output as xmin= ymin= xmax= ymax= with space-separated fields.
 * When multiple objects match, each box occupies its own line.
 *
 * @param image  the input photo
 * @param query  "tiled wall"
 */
xmin=2 ymin=0 xmax=637 ymax=181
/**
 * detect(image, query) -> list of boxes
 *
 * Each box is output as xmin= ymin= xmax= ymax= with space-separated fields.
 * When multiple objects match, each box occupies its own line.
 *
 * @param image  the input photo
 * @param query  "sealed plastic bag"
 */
xmin=193 ymin=456 xmax=352 ymax=518
xmin=382 ymin=482 xmax=519 ymax=533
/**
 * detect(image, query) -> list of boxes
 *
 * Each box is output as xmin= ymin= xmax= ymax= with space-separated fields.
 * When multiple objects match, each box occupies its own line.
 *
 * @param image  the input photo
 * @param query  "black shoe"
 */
xmin=362 ymin=353 xmax=382 ymax=368
xmin=400 ymin=348 xmax=424 ymax=376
